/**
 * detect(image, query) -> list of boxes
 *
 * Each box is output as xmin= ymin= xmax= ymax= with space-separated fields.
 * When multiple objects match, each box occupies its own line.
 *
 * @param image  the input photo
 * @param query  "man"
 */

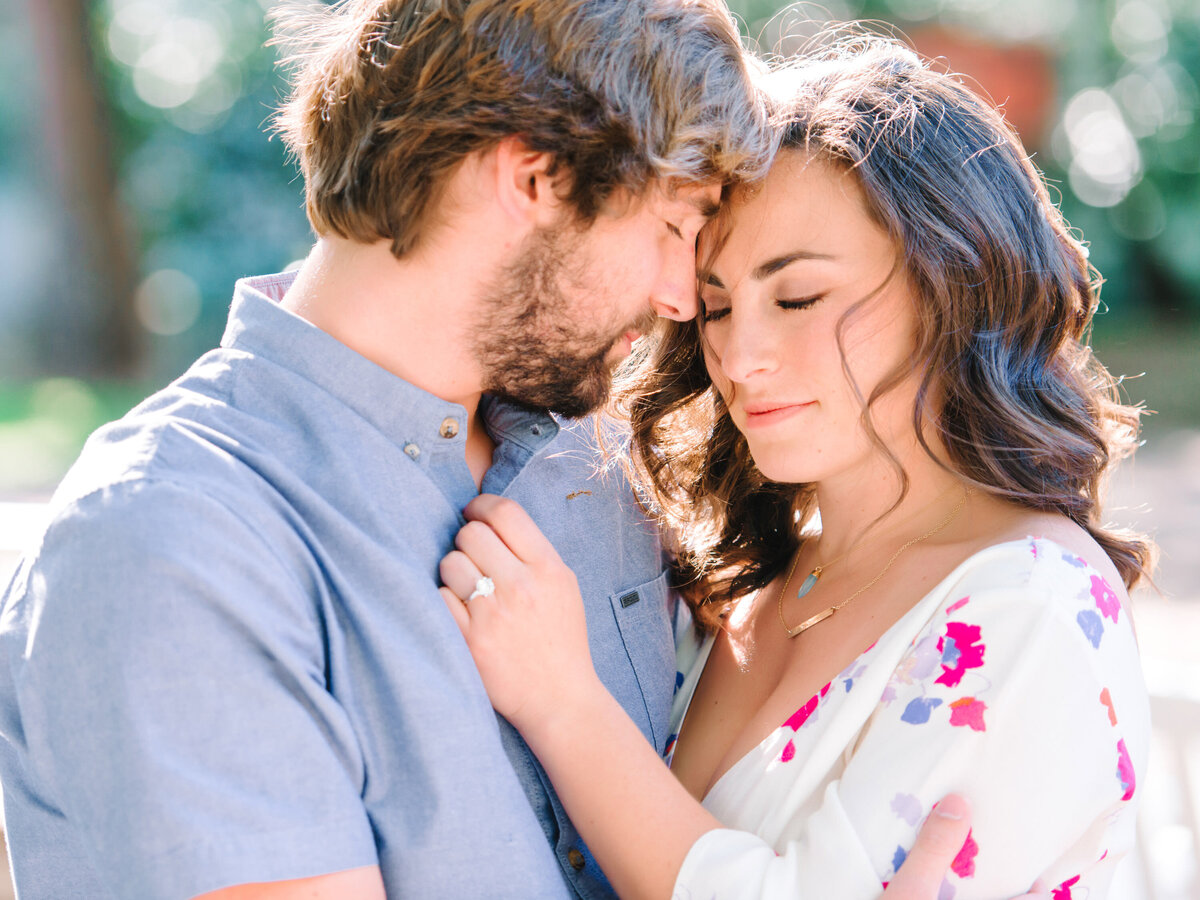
xmin=0 ymin=2 xmax=989 ymax=898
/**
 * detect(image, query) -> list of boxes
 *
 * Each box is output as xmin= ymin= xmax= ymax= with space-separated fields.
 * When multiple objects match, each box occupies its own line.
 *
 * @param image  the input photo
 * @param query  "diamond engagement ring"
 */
xmin=467 ymin=576 xmax=495 ymax=602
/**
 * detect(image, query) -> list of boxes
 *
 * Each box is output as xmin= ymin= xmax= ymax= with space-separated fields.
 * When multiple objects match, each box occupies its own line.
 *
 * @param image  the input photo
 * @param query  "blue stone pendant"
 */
xmin=785 ymin=565 xmax=836 ymax=637
xmin=795 ymin=568 xmax=821 ymax=599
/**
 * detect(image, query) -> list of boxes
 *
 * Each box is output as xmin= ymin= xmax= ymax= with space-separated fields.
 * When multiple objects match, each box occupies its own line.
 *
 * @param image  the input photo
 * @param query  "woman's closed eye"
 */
xmin=701 ymin=295 xmax=823 ymax=323
xmin=778 ymin=295 xmax=823 ymax=311
xmin=700 ymin=301 xmax=729 ymax=323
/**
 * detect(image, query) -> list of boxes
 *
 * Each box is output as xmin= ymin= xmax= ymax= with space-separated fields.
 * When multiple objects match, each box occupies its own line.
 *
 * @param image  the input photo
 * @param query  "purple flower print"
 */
xmin=891 ymin=792 xmax=923 ymax=826
xmin=1061 ymin=550 xmax=1087 ymax=568
xmin=1077 ymin=609 xmax=1104 ymax=648
xmin=936 ymin=622 xmax=985 ymax=688
xmin=901 ymin=696 xmax=944 ymax=724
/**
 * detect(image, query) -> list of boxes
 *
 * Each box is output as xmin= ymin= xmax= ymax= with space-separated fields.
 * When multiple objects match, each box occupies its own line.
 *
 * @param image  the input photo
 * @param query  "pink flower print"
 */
xmin=950 ymin=829 xmax=978 ymax=878
xmin=779 ymin=682 xmax=831 ymax=762
xmin=1117 ymin=739 xmax=1136 ymax=801
xmin=949 ymin=697 xmax=987 ymax=732
xmin=1100 ymin=688 xmax=1118 ymax=726
xmin=1052 ymin=875 xmax=1081 ymax=899
xmin=946 ymin=596 xmax=970 ymax=615
xmin=936 ymin=622 xmax=985 ymax=688
xmin=1092 ymin=575 xmax=1121 ymax=624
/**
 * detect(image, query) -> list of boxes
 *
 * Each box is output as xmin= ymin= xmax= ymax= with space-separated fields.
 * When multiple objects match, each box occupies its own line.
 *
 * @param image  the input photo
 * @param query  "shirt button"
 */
xmin=530 ymin=424 xmax=542 ymax=436
xmin=567 ymin=848 xmax=585 ymax=871
xmin=403 ymin=443 xmax=421 ymax=460
xmin=439 ymin=417 xmax=460 ymax=439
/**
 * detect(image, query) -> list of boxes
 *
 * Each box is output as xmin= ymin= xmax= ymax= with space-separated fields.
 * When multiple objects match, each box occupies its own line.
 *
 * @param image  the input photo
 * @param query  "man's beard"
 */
xmin=471 ymin=225 xmax=651 ymax=419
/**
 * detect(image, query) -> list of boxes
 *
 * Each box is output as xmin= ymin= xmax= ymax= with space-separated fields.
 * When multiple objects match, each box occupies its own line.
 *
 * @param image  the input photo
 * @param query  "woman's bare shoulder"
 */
xmin=986 ymin=507 xmax=1128 ymax=597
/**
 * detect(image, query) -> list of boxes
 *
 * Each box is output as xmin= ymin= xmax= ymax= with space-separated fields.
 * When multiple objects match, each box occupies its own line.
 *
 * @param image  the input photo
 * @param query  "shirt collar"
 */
xmin=221 ymin=272 xmax=561 ymax=454
xmin=222 ymin=272 xmax=471 ymax=452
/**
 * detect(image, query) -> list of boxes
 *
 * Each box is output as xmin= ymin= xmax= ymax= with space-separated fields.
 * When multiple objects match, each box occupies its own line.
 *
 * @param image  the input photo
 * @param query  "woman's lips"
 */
xmin=742 ymin=401 xmax=815 ymax=427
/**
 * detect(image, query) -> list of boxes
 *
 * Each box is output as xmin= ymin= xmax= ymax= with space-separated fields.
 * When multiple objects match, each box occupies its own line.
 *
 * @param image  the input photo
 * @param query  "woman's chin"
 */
xmin=748 ymin=453 xmax=818 ymax=487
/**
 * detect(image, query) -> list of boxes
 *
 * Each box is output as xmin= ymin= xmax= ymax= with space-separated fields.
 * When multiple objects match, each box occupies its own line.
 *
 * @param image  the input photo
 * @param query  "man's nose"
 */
xmin=650 ymin=241 xmax=699 ymax=322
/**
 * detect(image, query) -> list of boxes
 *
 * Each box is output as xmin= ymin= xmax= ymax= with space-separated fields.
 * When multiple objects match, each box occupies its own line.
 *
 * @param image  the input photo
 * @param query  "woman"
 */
xmin=438 ymin=32 xmax=1151 ymax=899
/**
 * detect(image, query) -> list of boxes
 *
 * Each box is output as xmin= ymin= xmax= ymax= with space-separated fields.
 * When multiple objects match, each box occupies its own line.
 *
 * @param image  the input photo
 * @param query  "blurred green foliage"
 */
xmin=68 ymin=0 xmax=1200 ymax=339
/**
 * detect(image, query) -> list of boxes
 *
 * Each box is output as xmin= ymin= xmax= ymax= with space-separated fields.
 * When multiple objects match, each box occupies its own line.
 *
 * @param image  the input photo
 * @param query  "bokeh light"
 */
xmin=103 ymin=0 xmax=247 ymax=132
xmin=134 ymin=269 xmax=202 ymax=336
xmin=1058 ymin=88 xmax=1143 ymax=208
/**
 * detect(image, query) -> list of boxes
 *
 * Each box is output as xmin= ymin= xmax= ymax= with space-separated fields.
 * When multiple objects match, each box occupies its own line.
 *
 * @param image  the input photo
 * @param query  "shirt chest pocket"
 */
xmin=604 ymin=570 xmax=676 ymax=752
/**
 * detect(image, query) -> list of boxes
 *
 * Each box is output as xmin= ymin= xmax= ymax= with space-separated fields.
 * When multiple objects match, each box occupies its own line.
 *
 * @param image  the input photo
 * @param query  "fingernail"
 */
xmin=931 ymin=795 xmax=969 ymax=820
xmin=933 ymin=805 xmax=964 ymax=820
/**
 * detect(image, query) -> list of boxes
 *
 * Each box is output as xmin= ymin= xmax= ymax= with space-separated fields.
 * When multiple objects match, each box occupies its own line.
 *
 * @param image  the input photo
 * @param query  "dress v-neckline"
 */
xmin=670 ymin=538 xmax=1043 ymax=802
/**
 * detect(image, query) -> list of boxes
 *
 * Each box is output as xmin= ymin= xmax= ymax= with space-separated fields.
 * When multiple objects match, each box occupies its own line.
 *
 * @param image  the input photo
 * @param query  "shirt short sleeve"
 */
xmin=6 ymin=478 xmax=378 ymax=898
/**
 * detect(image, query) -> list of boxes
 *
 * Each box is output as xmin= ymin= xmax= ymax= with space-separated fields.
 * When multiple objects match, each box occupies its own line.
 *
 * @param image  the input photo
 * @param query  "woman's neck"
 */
xmin=809 ymin=436 xmax=966 ymax=564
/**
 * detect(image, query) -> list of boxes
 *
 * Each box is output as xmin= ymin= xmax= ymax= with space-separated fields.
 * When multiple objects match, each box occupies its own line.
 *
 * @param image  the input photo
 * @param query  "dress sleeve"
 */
xmin=6 ymin=479 xmax=378 ymax=899
xmin=672 ymin=541 xmax=1148 ymax=899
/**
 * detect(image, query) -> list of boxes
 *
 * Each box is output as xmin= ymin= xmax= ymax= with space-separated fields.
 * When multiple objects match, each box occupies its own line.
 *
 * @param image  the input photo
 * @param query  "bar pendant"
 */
xmin=786 ymin=606 xmax=835 ymax=638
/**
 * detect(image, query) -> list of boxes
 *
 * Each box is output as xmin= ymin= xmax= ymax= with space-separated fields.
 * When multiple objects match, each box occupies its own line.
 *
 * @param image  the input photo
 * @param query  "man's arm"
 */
xmin=12 ymin=481 xmax=378 ymax=897
xmin=194 ymin=866 xmax=386 ymax=900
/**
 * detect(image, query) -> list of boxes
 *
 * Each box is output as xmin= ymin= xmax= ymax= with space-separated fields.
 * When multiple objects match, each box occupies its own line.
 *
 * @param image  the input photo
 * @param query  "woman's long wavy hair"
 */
xmin=614 ymin=30 xmax=1154 ymax=630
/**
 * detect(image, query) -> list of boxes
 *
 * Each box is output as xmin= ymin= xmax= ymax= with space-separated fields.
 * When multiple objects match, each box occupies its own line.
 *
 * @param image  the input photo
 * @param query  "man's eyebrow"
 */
xmin=689 ymin=196 xmax=721 ymax=219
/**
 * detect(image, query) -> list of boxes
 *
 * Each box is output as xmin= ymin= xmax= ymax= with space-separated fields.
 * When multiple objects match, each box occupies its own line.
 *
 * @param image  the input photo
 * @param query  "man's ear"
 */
xmin=492 ymin=136 xmax=566 ymax=229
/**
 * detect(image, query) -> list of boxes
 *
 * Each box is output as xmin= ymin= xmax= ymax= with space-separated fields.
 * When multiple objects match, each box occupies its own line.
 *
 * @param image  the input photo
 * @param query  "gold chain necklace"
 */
xmin=777 ymin=489 xmax=971 ymax=639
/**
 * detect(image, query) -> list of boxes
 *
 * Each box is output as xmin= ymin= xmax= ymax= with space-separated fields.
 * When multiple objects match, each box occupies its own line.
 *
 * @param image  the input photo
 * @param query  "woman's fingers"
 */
xmin=439 ymin=586 xmax=470 ymax=635
xmin=439 ymin=549 xmax=484 ymax=602
xmin=463 ymin=494 xmax=559 ymax=565
xmin=884 ymin=794 xmax=971 ymax=898
xmin=454 ymin=519 xmax=526 ymax=587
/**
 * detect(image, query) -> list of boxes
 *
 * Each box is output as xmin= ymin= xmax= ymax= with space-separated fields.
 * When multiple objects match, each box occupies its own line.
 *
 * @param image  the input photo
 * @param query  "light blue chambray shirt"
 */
xmin=0 ymin=273 xmax=677 ymax=899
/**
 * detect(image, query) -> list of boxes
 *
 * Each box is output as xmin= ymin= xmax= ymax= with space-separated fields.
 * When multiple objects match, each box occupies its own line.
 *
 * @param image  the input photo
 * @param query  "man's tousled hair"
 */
xmin=271 ymin=0 xmax=772 ymax=257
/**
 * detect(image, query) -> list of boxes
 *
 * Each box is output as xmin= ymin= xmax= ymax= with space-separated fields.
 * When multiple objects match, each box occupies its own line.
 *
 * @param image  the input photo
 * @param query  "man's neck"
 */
xmin=283 ymin=236 xmax=500 ymax=489
xmin=283 ymin=236 xmax=489 ymax=421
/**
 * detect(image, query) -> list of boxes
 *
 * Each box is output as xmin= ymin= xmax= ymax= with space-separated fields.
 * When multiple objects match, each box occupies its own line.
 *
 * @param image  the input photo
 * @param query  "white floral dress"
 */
xmin=666 ymin=538 xmax=1149 ymax=899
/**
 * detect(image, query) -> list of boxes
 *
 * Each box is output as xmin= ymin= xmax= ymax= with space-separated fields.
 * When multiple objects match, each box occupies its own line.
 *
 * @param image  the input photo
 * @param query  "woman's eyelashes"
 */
xmin=700 ymin=294 xmax=824 ymax=323
xmin=700 ymin=301 xmax=729 ymax=323
xmin=778 ymin=295 xmax=823 ymax=311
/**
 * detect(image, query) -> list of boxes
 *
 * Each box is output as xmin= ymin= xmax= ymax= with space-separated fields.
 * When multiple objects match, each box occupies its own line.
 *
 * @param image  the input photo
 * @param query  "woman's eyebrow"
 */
xmin=704 ymin=248 xmax=835 ymax=289
xmin=751 ymin=249 xmax=834 ymax=280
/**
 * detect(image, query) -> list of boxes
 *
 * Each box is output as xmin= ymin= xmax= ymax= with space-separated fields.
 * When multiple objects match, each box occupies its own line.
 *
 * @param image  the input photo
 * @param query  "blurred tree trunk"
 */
xmin=25 ymin=0 xmax=139 ymax=376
